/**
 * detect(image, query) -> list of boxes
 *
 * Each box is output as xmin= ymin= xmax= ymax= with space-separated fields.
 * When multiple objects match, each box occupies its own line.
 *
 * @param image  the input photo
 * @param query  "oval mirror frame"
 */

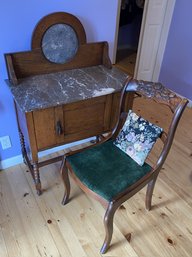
xmin=31 ymin=12 xmax=86 ymax=63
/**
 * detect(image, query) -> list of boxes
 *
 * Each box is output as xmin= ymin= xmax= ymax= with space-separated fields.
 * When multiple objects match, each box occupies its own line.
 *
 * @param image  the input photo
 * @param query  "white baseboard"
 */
xmin=0 ymin=154 xmax=23 ymax=170
xmin=0 ymin=137 xmax=95 ymax=170
xmin=187 ymin=100 xmax=192 ymax=108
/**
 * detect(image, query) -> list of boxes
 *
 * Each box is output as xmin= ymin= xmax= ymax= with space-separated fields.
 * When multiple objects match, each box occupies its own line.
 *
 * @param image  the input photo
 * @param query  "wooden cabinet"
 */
xmin=5 ymin=12 xmax=133 ymax=194
xmin=14 ymin=90 xmax=132 ymax=194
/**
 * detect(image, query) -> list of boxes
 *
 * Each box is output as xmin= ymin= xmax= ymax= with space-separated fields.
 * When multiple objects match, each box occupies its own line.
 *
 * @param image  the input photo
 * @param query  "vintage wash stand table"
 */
xmin=5 ymin=12 xmax=133 ymax=194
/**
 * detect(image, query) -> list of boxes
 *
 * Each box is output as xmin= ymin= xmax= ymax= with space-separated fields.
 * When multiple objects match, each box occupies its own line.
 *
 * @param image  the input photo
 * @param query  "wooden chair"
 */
xmin=60 ymin=78 xmax=188 ymax=253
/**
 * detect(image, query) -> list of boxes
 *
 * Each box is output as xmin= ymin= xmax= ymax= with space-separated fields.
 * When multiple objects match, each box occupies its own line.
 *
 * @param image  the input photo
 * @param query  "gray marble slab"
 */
xmin=42 ymin=24 xmax=78 ymax=64
xmin=6 ymin=65 xmax=128 ymax=113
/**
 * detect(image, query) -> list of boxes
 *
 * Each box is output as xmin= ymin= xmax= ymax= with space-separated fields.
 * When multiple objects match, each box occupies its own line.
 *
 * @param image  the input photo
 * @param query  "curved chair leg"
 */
xmin=145 ymin=175 xmax=158 ymax=211
xmin=60 ymin=158 xmax=70 ymax=205
xmin=100 ymin=202 xmax=118 ymax=254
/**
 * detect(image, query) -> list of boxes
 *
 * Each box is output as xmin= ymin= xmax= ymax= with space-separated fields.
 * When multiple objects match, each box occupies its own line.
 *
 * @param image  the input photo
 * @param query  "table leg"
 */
xmin=19 ymin=130 xmax=28 ymax=166
xmin=33 ymin=162 xmax=42 ymax=195
xmin=19 ymin=130 xmax=42 ymax=195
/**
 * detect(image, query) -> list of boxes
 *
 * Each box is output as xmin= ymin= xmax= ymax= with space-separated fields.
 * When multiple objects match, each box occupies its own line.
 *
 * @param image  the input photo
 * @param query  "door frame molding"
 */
xmin=113 ymin=0 xmax=176 ymax=81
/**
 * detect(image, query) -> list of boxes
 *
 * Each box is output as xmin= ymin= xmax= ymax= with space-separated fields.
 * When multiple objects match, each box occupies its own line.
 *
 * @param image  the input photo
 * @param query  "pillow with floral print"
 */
xmin=114 ymin=110 xmax=163 ymax=166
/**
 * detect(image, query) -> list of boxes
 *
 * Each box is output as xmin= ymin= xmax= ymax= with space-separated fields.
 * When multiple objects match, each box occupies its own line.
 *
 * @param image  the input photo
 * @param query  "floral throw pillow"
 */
xmin=114 ymin=110 xmax=163 ymax=166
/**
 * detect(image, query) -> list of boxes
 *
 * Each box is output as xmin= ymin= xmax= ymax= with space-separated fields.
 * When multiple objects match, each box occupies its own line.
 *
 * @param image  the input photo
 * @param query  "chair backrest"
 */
xmin=112 ymin=78 xmax=188 ymax=174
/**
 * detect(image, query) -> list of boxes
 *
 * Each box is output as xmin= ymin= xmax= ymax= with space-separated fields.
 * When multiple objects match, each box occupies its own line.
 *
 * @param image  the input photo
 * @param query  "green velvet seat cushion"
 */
xmin=68 ymin=140 xmax=152 ymax=201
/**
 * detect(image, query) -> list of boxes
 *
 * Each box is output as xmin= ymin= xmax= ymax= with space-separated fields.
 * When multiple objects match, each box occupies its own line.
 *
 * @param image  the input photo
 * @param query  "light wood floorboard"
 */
xmin=115 ymin=49 xmax=137 ymax=76
xmin=0 ymin=97 xmax=192 ymax=256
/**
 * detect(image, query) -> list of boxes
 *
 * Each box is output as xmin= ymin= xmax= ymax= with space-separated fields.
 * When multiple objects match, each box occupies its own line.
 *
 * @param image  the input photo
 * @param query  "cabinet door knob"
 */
xmin=56 ymin=121 xmax=63 ymax=135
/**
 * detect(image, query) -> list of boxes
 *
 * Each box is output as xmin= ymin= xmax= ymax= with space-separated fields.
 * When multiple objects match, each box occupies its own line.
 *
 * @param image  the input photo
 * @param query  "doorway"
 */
xmin=114 ymin=0 xmax=176 ymax=81
xmin=115 ymin=0 xmax=145 ymax=76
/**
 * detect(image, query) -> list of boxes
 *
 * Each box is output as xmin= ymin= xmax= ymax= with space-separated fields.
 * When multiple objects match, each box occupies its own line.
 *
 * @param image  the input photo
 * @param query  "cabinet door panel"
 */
xmin=64 ymin=95 xmax=112 ymax=140
xmin=33 ymin=107 xmax=66 ymax=150
xmin=32 ymin=93 xmax=128 ymax=151
xmin=54 ymin=106 xmax=65 ymax=144
xmin=33 ymin=108 xmax=56 ymax=150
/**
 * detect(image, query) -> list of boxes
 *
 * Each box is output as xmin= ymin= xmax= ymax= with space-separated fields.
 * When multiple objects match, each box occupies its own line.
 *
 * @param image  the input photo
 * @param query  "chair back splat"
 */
xmin=60 ymin=78 xmax=188 ymax=254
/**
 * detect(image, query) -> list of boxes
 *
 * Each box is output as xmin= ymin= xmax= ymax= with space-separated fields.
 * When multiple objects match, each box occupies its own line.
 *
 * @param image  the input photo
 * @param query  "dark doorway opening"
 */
xmin=115 ymin=0 xmax=145 ymax=76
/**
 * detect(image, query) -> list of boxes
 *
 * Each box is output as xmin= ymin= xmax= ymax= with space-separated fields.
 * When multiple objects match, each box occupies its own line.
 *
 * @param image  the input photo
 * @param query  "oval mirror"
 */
xmin=42 ymin=23 xmax=78 ymax=64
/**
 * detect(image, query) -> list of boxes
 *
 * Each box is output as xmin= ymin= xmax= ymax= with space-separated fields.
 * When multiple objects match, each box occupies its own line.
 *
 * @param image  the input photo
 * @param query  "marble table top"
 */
xmin=6 ymin=65 xmax=128 ymax=112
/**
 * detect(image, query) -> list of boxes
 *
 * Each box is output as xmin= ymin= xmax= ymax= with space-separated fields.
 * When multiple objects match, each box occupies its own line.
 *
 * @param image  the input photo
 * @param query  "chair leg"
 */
xmin=100 ymin=202 xmax=117 ymax=254
xmin=145 ymin=176 xmax=158 ymax=211
xmin=60 ymin=158 xmax=70 ymax=205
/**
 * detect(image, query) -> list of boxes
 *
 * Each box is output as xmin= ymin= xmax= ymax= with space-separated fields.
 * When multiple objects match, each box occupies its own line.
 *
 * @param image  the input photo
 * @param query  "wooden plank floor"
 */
xmin=0 ymin=59 xmax=192 ymax=257
xmin=1 ymin=99 xmax=192 ymax=256
xmin=115 ymin=49 xmax=137 ymax=76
